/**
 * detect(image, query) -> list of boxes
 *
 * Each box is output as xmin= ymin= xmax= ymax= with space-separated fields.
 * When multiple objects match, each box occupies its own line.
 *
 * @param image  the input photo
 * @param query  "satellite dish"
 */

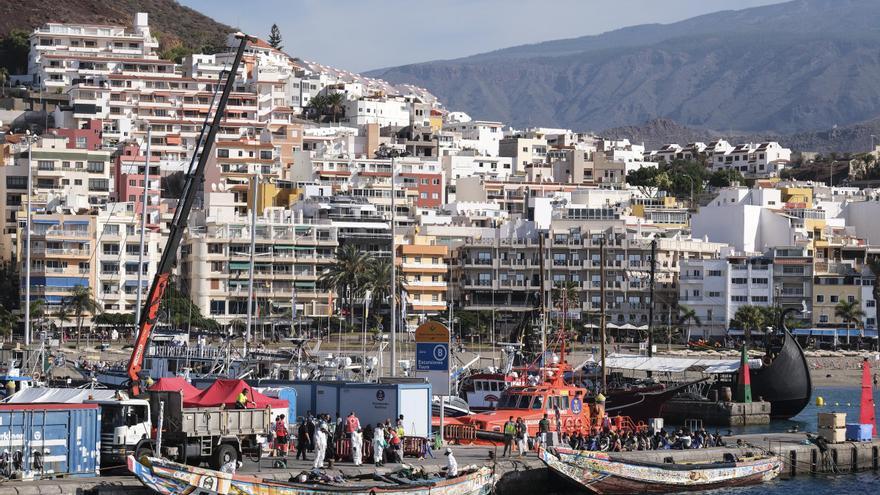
xmin=211 ymin=183 xmax=217 ymax=192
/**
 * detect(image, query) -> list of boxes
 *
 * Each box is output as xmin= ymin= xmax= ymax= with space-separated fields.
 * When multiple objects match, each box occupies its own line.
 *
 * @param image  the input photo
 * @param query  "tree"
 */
xmin=0 ymin=29 xmax=31 ymax=75
xmin=364 ymin=258 xmax=407 ymax=331
xmin=677 ymin=305 xmax=702 ymax=342
xmin=54 ymin=305 xmax=72 ymax=339
xmin=731 ymin=305 xmax=765 ymax=344
xmin=0 ymin=306 xmax=15 ymax=342
xmin=834 ymin=299 xmax=865 ymax=345
xmin=27 ymin=299 xmax=46 ymax=339
xmin=161 ymin=171 xmax=186 ymax=199
xmin=325 ymin=92 xmax=345 ymax=123
xmin=552 ymin=280 xmax=580 ymax=316
xmin=64 ymin=285 xmax=99 ymax=348
xmin=305 ymin=94 xmax=328 ymax=122
xmin=319 ymin=245 xmax=373 ymax=315
xmin=709 ymin=168 xmax=745 ymax=188
xmin=0 ymin=263 xmax=19 ymax=312
xmin=268 ymin=24 xmax=283 ymax=50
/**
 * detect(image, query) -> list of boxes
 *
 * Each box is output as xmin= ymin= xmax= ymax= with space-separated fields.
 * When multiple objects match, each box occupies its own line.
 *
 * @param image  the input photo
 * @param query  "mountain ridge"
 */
xmin=367 ymin=0 xmax=880 ymax=136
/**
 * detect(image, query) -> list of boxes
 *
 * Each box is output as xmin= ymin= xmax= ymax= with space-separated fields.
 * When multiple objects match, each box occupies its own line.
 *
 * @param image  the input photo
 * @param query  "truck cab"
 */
xmin=87 ymin=397 xmax=153 ymax=466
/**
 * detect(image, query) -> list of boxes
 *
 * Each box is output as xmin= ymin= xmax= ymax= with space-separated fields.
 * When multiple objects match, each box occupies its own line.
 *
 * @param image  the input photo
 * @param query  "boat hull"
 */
xmin=748 ymin=330 xmax=812 ymax=419
xmin=128 ymin=455 xmax=495 ymax=495
xmin=540 ymin=448 xmax=780 ymax=495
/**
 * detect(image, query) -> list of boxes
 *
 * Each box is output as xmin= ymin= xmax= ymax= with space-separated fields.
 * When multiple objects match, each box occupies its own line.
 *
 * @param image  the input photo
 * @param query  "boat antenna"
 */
xmin=599 ymin=233 xmax=607 ymax=394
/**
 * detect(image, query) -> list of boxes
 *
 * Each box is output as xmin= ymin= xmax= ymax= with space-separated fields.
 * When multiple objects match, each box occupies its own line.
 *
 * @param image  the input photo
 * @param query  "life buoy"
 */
xmin=575 ymin=418 xmax=583 ymax=430
xmin=564 ymin=418 xmax=574 ymax=430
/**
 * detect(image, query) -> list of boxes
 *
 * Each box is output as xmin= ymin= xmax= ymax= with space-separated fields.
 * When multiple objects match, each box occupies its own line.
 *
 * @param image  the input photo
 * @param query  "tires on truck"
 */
xmin=212 ymin=443 xmax=238 ymax=470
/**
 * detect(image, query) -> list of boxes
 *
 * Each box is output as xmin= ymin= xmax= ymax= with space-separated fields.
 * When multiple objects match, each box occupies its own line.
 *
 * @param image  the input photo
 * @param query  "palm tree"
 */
xmin=0 ymin=306 xmax=16 ymax=342
xmin=65 ymin=285 xmax=99 ymax=348
xmin=677 ymin=305 xmax=702 ymax=342
xmin=325 ymin=92 xmax=345 ymax=123
xmin=365 ymin=258 xmax=407 ymax=331
xmin=27 ymin=298 xmax=46 ymax=340
xmin=319 ymin=245 xmax=373 ymax=317
xmin=552 ymin=280 xmax=580 ymax=331
xmin=54 ymin=305 xmax=72 ymax=342
xmin=731 ymin=305 xmax=765 ymax=345
xmin=305 ymin=94 xmax=328 ymax=122
xmin=834 ymin=299 xmax=865 ymax=346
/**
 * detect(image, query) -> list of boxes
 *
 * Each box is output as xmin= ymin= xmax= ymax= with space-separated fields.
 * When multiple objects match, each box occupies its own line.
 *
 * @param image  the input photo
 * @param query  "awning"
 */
xmin=293 ymin=246 xmax=314 ymax=251
xmin=124 ymin=280 xmax=147 ymax=287
xmin=63 ymin=220 xmax=90 ymax=225
xmin=229 ymin=262 xmax=250 ymax=270
xmin=792 ymin=328 xmax=878 ymax=338
xmin=33 ymin=219 xmax=59 ymax=225
xmin=274 ymin=245 xmax=295 ymax=250
xmin=590 ymin=353 xmax=763 ymax=374
xmin=294 ymin=282 xmax=316 ymax=288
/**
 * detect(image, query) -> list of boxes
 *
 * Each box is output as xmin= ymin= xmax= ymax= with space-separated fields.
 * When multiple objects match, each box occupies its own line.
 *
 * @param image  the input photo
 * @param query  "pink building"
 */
xmin=51 ymin=119 xmax=103 ymax=150
xmin=114 ymin=143 xmax=161 ymax=217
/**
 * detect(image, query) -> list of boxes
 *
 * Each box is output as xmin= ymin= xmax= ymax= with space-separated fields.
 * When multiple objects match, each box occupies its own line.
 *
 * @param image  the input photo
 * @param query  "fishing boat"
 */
xmin=540 ymin=447 xmax=781 ymax=494
xmin=128 ymin=455 xmax=495 ymax=495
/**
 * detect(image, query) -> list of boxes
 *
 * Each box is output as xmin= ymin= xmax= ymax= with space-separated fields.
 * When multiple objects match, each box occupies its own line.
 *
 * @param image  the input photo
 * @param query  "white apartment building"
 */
xmin=344 ymin=96 xmax=410 ymax=127
xmin=499 ymin=135 xmax=548 ymax=173
xmin=27 ymin=12 xmax=160 ymax=87
xmin=443 ymin=120 xmax=503 ymax=156
xmin=181 ymin=208 xmax=339 ymax=328
xmin=441 ymin=151 xmax=513 ymax=183
xmin=679 ymin=256 xmax=776 ymax=336
xmin=709 ymin=142 xmax=791 ymax=178
xmin=691 ymin=187 xmax=804 ymax=253
xmin=95 ymin=204 xmax=163 ymax=313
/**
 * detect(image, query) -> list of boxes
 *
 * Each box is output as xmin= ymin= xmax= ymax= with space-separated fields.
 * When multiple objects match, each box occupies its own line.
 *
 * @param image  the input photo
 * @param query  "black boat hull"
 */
xmin=746 ymin=329 xmax=812 ymax=419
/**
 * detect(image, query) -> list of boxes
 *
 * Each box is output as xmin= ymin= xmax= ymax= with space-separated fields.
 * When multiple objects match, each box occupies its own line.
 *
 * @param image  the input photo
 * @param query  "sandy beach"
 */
xmin=808 ymin=355 xmax=880 ymax=387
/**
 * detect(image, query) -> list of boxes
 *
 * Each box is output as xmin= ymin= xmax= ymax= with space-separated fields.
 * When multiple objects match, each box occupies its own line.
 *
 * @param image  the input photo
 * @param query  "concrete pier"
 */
xmin=6 ymin=434 xmax=880 ymax=494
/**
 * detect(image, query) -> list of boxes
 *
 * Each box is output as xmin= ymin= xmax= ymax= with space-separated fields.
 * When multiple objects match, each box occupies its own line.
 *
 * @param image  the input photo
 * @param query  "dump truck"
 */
xmin=144 ymin=390 xmax=271 ymax=468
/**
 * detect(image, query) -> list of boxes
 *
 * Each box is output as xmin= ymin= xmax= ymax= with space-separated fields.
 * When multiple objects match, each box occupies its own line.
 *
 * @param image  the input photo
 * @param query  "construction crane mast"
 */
xmin=127 ymin=34 xmax=254 ymax=396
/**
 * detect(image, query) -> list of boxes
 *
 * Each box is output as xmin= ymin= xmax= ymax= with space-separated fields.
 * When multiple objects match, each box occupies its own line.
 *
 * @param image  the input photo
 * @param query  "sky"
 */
xmin=179 ymin=0 xmax=786 ymax=73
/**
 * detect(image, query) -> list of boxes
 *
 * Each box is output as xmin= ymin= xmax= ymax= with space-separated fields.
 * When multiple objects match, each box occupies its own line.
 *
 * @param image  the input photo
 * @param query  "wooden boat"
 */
xmin=748 ymin=324 xmax=812 ymax=419
xmin=540 ymin=447 xmax=780 ymax=494
xmin=127 ymin=455 xmax=495 ymax=495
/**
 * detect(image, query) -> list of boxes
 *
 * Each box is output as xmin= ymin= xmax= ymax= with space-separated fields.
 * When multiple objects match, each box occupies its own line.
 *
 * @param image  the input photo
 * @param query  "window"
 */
xmin=817 ymin=295 xmax=825 ymax=303
xmin=260 ymin=150 xmax=272 ymax=160
xmin=751 ymin=296 xmax=769 ymax=303
xmin=830 ymin=295 xmax=839 ymax=303
xmin=217 ymin=149 xmax=230 ymax=158
xmin=75 ymin=136 xmax=87 ymax=149
xmin=210 ymin=300 xmax=226 ymax=315
xmin=732 ymin=278 xmax=747 ymax=284
xmin=6 ymin=176 xmax=26 ymax=189
xmin=819 ymin=314 xmax=829 ymax=323
xmin=102 ymin=243 xmax=119 ymax=255
xmin=708 ymin=270 xmax=722 ymax=277
xmin=751 ymin=278 xmax=768 ymax=284
xmin=87 ymin=161 xmax=104 ymax=173
xmin=102 ymin=224 xmax=119 ymax=236
xmin=731 ymin=295 xmax=748 ymax=302
xmin=708 ymin=291 xmax=721 ymax=298
xmin=868 ymin=300 xmax=876 ymax=308
xmin=848 ymin=295 xmax=855 ymax=303
xmin=88 ymin=179 xmax=109 ymax=191
xmin=38 ymin=160 xmax=54 ymax=171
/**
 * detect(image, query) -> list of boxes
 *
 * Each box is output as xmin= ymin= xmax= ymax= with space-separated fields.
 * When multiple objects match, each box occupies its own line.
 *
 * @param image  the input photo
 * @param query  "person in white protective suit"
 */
xmin=372 ymin=423 xmax=386 ymax=467
xmin=351 ymin=428 xmax=363 ymax=466
xmin=312 ymin=422 xmax=328 ymax=470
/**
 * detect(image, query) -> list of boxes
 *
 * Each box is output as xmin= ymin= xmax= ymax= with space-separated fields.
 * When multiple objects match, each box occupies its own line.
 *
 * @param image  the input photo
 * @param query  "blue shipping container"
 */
xmin=0 ymin=403 xmax=100 ymax=478
xmin=846 ymin=423 xmax=873 ymax=442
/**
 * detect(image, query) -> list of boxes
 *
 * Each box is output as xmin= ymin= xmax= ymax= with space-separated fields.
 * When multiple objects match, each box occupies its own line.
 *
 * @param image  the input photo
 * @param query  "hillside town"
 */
xmin=0 ymin=8 xmax=878 ymax=495
xmin=0 ymin=13 xmax=878 ymax=350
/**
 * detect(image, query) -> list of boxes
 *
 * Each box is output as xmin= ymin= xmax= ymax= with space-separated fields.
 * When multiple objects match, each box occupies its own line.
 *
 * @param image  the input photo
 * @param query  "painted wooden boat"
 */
xmin=127 ymin=455 xmax=495 ymax=495
xmin=540 ymin=447 xmax=780 ymax=494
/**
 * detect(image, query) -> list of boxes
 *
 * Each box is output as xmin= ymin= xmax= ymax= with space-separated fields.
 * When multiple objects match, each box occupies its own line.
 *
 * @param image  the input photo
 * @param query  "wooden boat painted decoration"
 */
xmin=127 ymin=455 xmax=495 ymax=495
xmin=540 ymin=447 xmax=780 ymax=494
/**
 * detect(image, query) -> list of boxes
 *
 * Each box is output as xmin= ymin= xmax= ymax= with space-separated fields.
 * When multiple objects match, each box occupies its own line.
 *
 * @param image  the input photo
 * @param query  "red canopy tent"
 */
xmin=148 ymin=377 xmax=201 ymax=401
xmin=183 ymin=379 xmax=288 ymax=409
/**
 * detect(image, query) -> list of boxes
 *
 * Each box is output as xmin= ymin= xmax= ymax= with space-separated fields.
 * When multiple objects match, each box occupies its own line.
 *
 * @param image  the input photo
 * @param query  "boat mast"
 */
xmin=134 ymin=126 xmax=151 ymax=332
xmin=647 ymin=238 xmax=657 ymax=359
xmin=599 ymin=233 xmax=607 ymax=393
xmin=539 ymin=231 xmax=547 ymax=358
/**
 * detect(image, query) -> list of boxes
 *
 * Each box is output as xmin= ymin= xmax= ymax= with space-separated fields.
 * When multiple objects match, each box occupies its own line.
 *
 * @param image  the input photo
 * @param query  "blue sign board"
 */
xmin=416 ymin=342 xmax=449 ymax=371
xmin=570 ymin=397 xmax=582 ymax=414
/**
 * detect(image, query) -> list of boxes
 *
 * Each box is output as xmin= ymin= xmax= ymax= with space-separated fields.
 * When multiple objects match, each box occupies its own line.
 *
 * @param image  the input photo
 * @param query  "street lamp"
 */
xmin=375 ymin=145 xmax=410 ymax=377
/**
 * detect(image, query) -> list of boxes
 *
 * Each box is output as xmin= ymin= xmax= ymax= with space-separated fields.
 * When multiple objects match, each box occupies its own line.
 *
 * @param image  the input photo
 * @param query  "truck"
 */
xmin=91 ymin=391 xmax=271 ymax=470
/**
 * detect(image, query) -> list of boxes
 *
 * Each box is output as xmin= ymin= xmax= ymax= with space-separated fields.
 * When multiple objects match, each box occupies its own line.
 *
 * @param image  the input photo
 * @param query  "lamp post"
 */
xmin=24 ymin=131 xmax=36 ymax=347
xmin=375 ymin=145 xmax=410 ymax=376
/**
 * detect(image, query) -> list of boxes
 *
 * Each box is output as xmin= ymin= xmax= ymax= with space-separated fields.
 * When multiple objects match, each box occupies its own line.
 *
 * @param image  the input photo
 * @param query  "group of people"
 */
xmin=563 ymin=427 xmax=726 ymax=452
xmin=266 ymin=411 xmax=433 ymax=471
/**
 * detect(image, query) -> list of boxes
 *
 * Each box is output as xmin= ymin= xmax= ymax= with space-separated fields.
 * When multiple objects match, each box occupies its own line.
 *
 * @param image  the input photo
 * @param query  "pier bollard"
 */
xmin=810 ymin=448 xmax=818 ymax=473
xmin=789 ymin=450 xmax=796 ymax=477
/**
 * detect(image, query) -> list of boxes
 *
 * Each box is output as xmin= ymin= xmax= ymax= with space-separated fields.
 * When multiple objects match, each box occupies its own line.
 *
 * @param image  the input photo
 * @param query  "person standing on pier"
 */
xmin=351 ymin=428 xmax=363 ymax=466
xmin=346 ymin=411 xmax=361 ymax=440
xmin=502 ymin=416 xmax=516 ymax=457
xmin=296 ymin=417 xmax=310 ymax=461
xmin=373 ymin=423 xmax=387 ymax=467
xmin=313 ymin=422 xmax=328 ymax=470
xmin=275 ymin=415 xmax=289 ymax=458
xmin=538 ymin=414 xmax=550 ymax=447
xmin=515 ymin=417 xmax=528 ymax=456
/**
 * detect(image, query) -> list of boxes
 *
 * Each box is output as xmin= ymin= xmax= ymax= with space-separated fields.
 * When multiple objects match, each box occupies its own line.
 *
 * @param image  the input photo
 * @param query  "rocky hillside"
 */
xmin=368 ymin=0 xmax=880 ymax=136
xmin=0 ymin=0 xmax=233 ymax=59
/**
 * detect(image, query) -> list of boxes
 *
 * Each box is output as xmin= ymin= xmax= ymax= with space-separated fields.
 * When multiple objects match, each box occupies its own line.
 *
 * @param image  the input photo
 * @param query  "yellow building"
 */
xmin=780 ymin=187 xmax=813 ymax=207
xmin=630 ymin=196 xmax=689 ymax=228
xmin=398 ymin=236 xmax=448 ymax=323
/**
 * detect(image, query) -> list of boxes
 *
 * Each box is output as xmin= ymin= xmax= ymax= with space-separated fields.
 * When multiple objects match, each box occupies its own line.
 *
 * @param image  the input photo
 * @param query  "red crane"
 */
xmin=127 ymin=34 xmax=254 ymax=396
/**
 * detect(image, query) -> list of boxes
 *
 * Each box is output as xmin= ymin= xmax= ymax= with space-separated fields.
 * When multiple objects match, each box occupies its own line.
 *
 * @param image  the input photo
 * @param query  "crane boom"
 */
xmin=127 ymin=34 xmax=253 ymax=396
